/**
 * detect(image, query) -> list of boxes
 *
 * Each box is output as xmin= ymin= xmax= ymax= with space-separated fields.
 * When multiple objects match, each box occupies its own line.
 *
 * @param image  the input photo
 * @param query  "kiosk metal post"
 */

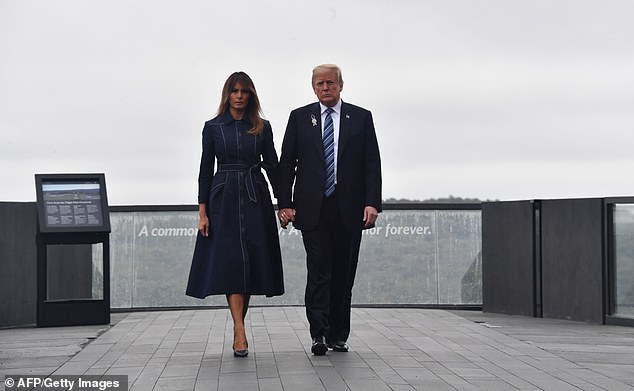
xmin=35 ymin=174 xmax=111 ymax=326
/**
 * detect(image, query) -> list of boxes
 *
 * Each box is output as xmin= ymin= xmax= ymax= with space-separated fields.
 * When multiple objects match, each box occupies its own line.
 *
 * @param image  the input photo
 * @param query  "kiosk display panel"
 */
xmin=34 ymin=173 xmax=111 ymax=326
xmin=35 ymin=174 xmax=110 ymax=233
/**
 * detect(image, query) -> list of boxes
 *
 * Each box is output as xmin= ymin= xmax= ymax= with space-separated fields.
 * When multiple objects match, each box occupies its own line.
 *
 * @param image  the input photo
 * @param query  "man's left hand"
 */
xmin=363 ymin=206 xmax=378 ymax=228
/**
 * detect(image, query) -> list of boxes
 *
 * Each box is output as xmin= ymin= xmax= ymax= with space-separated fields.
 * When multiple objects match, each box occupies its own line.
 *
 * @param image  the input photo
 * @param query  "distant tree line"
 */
xmin=383 ymin=195 xmax=498 ymax=203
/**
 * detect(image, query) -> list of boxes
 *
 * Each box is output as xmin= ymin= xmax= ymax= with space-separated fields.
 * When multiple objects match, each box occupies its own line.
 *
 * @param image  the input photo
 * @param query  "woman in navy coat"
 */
xmin=186 ymin=72 xmax=284 ymax=357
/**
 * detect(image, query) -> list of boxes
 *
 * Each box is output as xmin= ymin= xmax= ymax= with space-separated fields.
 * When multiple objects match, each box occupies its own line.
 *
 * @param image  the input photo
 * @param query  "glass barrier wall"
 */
xmin=613 ymin=204 xmax=634 ymax=318
xmin=109 ymin=207 xmax=481 ymax=309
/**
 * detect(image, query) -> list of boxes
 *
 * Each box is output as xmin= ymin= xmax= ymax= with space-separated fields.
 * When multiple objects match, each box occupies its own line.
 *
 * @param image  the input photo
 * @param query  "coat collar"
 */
xmin=216 ymin=111 xmax=253 ymax=126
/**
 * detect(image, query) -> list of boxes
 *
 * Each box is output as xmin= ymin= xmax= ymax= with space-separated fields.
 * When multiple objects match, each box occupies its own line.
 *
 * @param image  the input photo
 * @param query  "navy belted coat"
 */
xmin=186 ymin=112 xmax=284 ymax=298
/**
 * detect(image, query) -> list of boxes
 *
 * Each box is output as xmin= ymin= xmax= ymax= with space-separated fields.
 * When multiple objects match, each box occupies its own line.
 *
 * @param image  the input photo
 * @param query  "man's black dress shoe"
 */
xmin=311 ymin=336 xmax=328 ymax=356
xmin=327 ymin=340 xmax=349 ymax=352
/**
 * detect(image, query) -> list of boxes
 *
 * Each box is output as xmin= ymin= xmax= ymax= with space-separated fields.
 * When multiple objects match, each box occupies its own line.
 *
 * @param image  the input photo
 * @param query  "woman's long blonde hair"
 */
xmin=217 ymin=71 xmax=264 ymax=135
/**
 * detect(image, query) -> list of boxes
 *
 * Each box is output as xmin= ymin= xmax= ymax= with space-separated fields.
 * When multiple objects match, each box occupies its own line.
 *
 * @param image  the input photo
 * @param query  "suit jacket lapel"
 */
xmin=309 ymin=103 xmax=325 ymax=160
xmin=338 ymin=101 xmax=351 ymax=160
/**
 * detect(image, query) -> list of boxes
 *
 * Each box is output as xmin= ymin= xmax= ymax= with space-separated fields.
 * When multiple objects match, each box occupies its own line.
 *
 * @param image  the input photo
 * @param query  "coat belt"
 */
xmin=217 ymin=163 xmax=268 ymax=203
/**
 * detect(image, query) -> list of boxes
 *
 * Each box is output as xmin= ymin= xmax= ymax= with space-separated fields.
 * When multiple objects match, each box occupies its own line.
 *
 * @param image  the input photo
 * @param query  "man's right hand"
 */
xmin=278 ymin=208 xmax=296 ymax=229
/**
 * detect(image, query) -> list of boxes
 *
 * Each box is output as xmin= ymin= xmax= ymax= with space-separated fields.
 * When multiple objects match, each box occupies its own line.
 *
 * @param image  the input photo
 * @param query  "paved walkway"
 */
xmin=1 ymin=308 xmax=633 ymax=390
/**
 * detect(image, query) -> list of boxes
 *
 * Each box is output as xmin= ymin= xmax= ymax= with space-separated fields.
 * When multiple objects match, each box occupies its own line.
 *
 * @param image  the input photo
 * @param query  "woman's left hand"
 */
xmin=278 ymin=208 xmax=295 ymax=228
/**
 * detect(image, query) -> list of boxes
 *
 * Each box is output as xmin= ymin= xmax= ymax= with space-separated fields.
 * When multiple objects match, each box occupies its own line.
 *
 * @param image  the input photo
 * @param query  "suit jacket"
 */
xmin=278 ymin=101 xmax=382 ymax=231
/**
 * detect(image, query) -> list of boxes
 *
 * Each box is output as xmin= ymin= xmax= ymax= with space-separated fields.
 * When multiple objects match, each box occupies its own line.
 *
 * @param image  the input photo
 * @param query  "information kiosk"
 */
xmin=35 ymin=173 xmax=111 ymax=326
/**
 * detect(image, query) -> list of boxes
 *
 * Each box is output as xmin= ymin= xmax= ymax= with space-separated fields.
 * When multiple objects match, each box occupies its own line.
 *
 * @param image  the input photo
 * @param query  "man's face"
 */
xmin=313 ymin=70 xmax=343 ymax=107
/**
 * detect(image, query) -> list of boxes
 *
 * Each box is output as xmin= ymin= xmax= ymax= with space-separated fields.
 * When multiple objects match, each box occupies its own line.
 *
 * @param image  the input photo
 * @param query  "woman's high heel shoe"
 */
xmin=233 ymin=340 xmax=248 ymax=357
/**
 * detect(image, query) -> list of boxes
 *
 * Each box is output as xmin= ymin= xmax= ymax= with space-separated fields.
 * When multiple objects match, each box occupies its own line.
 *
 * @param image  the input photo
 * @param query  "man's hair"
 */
xmin=312 ymin=64 xmax=344 ymax=87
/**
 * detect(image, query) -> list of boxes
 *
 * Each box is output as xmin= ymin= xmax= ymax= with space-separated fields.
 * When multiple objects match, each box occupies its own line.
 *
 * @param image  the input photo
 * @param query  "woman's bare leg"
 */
xmin=242 ymin=294 xmax=251 ymax=321
xmin=227 ymin=294 xmax=248 ymax=353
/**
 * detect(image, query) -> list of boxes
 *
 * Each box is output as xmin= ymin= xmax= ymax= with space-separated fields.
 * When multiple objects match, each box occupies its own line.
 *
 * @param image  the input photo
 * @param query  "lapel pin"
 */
xmin=311 ymin=114 xmax=317 ymax=127
xmin=346 ymin=114 xmax=350 ymax=119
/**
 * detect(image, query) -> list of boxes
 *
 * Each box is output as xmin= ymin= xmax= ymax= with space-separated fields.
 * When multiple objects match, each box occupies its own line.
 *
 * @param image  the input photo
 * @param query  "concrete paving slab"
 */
xmin=1 ymin=309 xmax=633 ymax=390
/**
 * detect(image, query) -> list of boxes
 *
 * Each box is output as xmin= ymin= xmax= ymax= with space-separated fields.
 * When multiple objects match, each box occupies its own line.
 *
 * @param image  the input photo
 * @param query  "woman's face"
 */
xmin=229 ymin=81 xmax=250 ymax=112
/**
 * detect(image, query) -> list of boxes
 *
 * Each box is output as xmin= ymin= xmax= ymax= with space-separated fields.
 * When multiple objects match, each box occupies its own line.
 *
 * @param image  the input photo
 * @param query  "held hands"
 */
xmin=277 ymin=207 xmax=376 ymax=228
xmin=278 ymin=208 xmax=296 ymax=229
xmin=363 ymin=206 xmax=378 ymax=228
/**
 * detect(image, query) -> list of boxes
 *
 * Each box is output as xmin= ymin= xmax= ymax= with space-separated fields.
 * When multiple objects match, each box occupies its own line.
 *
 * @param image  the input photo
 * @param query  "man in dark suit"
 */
xmin=278 ymin=64 xmax=382 ymax=355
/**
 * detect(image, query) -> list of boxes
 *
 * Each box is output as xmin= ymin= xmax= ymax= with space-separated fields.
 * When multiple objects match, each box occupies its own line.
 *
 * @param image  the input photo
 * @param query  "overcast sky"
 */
xmin=1 ymin=0 xmax=633 ymax=205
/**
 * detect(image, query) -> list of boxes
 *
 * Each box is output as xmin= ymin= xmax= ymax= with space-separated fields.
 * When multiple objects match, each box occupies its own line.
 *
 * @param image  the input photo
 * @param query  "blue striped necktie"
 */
xmin=323 ymin=108 xmax=335 ymax=197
